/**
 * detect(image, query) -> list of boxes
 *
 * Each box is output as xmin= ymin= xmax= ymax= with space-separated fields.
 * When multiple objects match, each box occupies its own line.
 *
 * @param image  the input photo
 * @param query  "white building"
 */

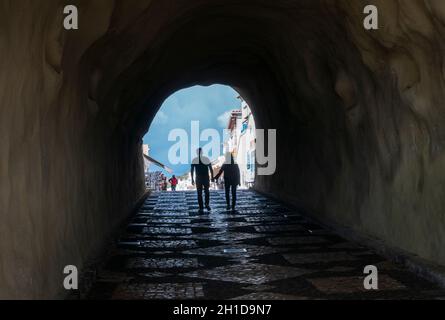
xmin=177 ymin=173 xmax=194 ymax=191
xmin=223 ymin=97 xmax=256 ymax=188
xmin=147 ymin=171 xmax=166 ymax=191
xmin=237 ymin=97 xmax=256 ymax=187
xmin=142 ymin=144 xmax=150 ymax=175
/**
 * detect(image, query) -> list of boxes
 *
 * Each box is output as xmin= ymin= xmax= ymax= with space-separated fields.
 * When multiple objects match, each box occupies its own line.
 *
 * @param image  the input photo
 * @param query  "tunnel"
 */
xmin=1 ymin=0 xmax=445 ymax=299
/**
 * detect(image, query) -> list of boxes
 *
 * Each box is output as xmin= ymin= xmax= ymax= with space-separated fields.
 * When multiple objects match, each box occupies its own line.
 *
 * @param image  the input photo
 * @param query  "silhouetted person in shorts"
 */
xmin=191 ymin=148 xmax=214 ymax=212
xmin=215 ymin=152 xmax=240 ymax=211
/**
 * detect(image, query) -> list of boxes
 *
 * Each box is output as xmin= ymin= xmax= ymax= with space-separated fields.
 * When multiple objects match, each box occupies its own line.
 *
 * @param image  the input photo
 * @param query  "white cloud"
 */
xmin=153 ymin=111 xmax=168 ymax=125
xmin=217 ymin=111 xmax=232 ymax=128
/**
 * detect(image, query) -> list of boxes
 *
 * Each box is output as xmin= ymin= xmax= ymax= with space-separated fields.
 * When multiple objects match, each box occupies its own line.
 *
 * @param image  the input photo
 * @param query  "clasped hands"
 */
xmin=191 ymin=178 xmax=218 ymax=186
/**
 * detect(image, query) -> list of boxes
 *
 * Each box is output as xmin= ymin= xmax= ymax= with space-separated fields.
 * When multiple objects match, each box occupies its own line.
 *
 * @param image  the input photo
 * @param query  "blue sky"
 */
xmin=143 ymin=84 xmax=241 ymax=176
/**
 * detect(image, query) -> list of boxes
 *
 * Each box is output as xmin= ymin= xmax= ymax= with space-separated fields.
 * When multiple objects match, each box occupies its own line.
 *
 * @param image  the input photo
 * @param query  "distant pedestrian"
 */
xmin=215 ymin=152 xmax=240 ymax=211
xmin=169 ymin=175 xmax=178 ymax=191
xmin=191 ymin=148 xmax=214 ymax=212
xmin=161 ymin=175 xmax=168 ymax=191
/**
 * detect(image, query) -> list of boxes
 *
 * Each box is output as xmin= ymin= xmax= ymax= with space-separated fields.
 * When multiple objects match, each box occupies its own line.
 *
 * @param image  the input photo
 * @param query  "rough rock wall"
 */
xmin=1 ymin=0 xmax=444 ymax=298
xmin=331 ymin=0 xmax=445 ymax=261
xmin=256 ymin=0 xmax=445 ymax=266
xmin=0 ymin=0 xmax=145 ymax=299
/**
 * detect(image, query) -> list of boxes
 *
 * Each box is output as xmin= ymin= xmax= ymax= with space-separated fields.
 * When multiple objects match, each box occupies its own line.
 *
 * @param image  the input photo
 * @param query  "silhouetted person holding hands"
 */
xmin=191 ymin=148 xmax=214 ymax=213
xmin=215 ymin=152 xmax=240 ymax=211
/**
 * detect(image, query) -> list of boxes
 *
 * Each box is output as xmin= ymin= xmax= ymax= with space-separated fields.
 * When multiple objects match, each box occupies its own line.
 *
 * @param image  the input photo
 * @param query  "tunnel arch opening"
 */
xmin=141 ymin=84 xmax=258 ymax=191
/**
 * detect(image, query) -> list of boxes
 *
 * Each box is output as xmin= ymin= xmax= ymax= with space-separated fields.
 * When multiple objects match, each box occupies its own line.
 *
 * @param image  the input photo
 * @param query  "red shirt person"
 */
xmin=169 ymin=175 xmax=178 ymax=191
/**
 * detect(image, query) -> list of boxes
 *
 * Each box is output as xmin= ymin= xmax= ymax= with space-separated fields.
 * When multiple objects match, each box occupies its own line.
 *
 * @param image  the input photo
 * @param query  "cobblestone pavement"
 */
xmin=87 ymin=190 xmax=445 ymax=300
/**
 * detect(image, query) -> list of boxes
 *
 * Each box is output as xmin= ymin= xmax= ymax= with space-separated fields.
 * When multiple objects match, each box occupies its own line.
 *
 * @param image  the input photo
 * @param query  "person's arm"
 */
xmin=191 ymin=164 xmax=195 ymax=185
xmin=209 ymin=164 xmax=215 ymax=181
xmin=214 ymin=166 xmax=224 ymax=180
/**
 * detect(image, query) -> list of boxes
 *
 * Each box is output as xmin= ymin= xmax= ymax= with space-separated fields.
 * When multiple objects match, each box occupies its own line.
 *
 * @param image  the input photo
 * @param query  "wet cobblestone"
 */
xmin=87 ymin=190 xmax=445 ymax=300
xmin=112 ymin=283 xmax=205 ymax=300
xmin=184 ymin=263 xmax=311 ymax=285
xmin=125 ymin=257 xmax=200 ymax=269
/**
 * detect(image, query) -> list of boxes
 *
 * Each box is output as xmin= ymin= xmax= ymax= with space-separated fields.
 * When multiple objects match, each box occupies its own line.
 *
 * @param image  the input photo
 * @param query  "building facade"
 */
xmin=146 ymin=171 xmax=167 ymax=191
xmin=142 ymin=144 xmax=150 ymax=174
xmin=223 ymin=97 xmax=256 ymax=188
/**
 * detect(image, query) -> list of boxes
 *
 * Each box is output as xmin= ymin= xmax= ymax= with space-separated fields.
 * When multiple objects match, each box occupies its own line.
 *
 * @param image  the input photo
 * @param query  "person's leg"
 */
xmin=197 ymin=182 xmax=204 ymax=210
xmin=224 ymin=182 xmax=231 ymax=209
xmin=232 ymin=184 xmax=237 ymax=209
xmin=204 ymin=182 xmax=210 ymax=210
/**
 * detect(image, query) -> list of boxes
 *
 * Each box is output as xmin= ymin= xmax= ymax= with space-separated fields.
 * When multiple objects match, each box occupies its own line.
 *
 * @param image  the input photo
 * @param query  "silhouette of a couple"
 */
xmin=191 ymin=148 xmax=240 ymax=213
